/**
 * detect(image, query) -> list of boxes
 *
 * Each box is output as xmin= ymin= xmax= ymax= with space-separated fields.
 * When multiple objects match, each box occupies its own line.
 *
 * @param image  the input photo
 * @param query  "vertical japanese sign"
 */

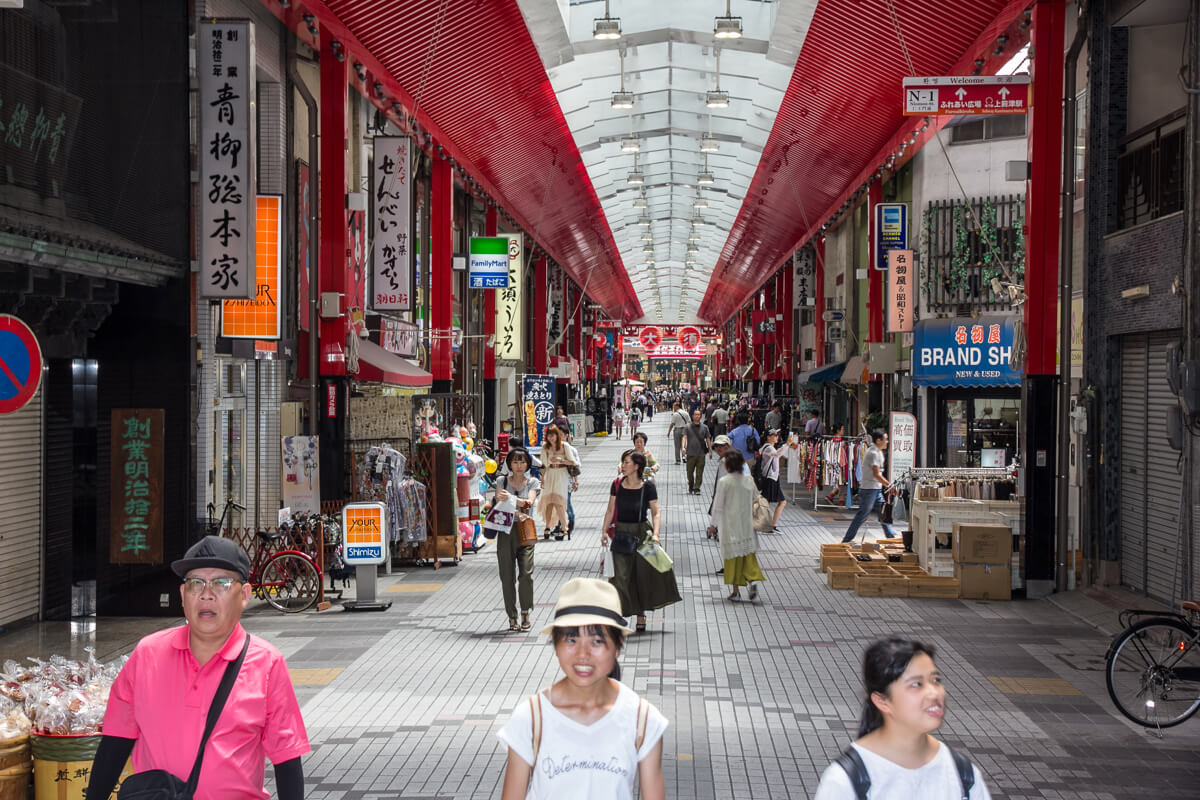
xmin=547 ymin=284 xmax=563 ymax=348
xmin=495 ymin=233 xmax=523 ymax=359
xmin=221 ymin=196 xmax=282 ymax=338
xmin=198 ymin=20 xmax=256 ymax=299
xmin=794 ymin=248 xmax=814 ymax=307
xmin=110 ymin=409 xmax=164 ymax=564
xmin=888 ymin=411 xmax=917 ymax=483
xmin=873 ymin=202 xmax=907 ymax=271
xmin=887 ymin=249 xmax=914 ymax=333
xmin=372 ymin=136 xmax=411 ymax=310
xmin=521 ymin=374 xmax=555 ymax=454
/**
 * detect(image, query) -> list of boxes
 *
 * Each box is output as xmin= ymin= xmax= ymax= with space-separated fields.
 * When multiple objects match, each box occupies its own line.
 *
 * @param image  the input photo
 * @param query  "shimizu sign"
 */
xmin=469 ymin=236 xmax=510 ymax=288
xmin=342 ymin=502 xmax=387 ymax=565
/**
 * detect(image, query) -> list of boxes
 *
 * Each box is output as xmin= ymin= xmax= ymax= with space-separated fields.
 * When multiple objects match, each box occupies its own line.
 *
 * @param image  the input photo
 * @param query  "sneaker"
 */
xmin=748 ymin=583 xmax=759 ymax=601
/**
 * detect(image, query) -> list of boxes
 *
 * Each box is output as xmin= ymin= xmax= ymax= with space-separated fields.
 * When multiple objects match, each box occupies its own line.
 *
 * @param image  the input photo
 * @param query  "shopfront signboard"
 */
xmin=521 ymin=374 xmax=556 ymax=454
xmin=109 ymin=408 xmax=164 ymax=564
xmin=0 ymin=314 xmax=42 ymax=415
xmin=912 ymin=318 xmax=1021 ymax=387
xmin=639 ymin=326 xmax=662 ymax=351
xmin=902 ymin=75 xmax=1030 ymax=116
xmin=198 ymin=20 xmax=255 ymax=299
xmin=468 ymin=236 xmax=509 ymax=289
xmin=495 ymin=234 xmax=523 ymax=359
xmin=646 ymin=343 xmax=705 ymax=360
xmin=371 ymin=136 xmax=412 ymax=310
xmin=221 ymin=196 xmax=282 ymax=338
xmin=873 ymin=203 xmax=907 ymax=271
xmin=889 ymin=411 xmax=917 ymax=483
xmin=677 ymin=326 xmax=702 ymax=349
xmin=341 ymin=502 xmax=387 ymax=565
xmin=281 ymin=436 xmax=320 ymax=515
xmin=887 ymin=249 xmax=914 ymax=333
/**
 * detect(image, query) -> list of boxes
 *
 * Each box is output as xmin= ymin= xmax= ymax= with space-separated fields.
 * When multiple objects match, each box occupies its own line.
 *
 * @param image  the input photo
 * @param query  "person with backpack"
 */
xmin=497 ymin=578 xmax=667 ymax=800
xmin=728 ymin=412 xmax=760 ymax=469
xmin=814 ymin=638 xmax=991 ymax=800
xmin=629 ymin=404 xmax=642 ymax=438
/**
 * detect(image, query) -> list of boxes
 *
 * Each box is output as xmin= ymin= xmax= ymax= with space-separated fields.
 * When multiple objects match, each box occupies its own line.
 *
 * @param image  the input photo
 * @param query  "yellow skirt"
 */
xmin=724 ymin=553 xmax=765 ymax=587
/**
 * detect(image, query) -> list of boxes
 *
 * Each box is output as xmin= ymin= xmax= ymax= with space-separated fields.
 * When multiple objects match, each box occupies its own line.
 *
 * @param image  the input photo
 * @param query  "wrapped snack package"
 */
xmin=0 ymin=652 xmax=127 ymax=736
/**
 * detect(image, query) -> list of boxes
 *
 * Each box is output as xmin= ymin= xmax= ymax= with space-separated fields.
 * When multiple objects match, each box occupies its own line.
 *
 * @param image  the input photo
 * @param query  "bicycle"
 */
xmin=245 ymin=521 xmax=323 ymax=614
xmin=1104 ymin=600 xmax=1200 ymax=729
xmin=206 ymin=496 xmax=246 ymax=538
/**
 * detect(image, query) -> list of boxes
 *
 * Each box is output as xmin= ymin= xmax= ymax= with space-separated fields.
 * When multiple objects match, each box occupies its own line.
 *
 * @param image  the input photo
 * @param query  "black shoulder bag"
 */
xmin=118 ymin=633 xmax=251 ymax=799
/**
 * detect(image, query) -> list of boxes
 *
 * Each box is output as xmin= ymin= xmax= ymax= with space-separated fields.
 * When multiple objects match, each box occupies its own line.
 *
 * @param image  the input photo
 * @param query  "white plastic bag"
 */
xmin=601 ymin=547 xmax=615 ymax=579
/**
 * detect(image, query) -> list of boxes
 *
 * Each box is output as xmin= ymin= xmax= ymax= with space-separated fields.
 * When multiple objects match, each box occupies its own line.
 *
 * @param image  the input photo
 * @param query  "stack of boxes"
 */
xmin=952 ymin=523 xmax=1012 ymax=600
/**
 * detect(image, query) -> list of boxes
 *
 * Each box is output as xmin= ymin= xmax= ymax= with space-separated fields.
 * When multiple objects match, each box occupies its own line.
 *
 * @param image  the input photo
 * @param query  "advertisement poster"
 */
xmin=281 ymin=436 xmax=320 ymax=515
xmin=521 ymin=375 xmax=555 ymax=454
xmin=889 ymin=412 xmax=917 ymax=483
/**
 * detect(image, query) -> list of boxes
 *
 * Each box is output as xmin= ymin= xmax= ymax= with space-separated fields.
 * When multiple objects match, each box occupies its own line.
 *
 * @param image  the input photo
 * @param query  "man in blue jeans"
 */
xmin=842 ymin=430 xmax=894 ymax=543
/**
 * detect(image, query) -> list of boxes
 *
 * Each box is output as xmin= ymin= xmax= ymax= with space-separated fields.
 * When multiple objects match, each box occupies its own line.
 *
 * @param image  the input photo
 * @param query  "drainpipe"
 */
xmin=289 ymin=42 xmax=321 ymax=436
xmin=1183 ymin=1 xmax=1200 ymax=599
xmin=1057 ymin=2 xmax=1089 ymax=592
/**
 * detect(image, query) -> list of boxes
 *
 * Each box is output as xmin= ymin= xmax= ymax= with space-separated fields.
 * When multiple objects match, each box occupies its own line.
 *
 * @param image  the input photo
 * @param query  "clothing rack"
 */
xmin=904 ymin=467 xmax=1016 ymax=502
xmin=785 ymin=434 xmax=868 ymax=510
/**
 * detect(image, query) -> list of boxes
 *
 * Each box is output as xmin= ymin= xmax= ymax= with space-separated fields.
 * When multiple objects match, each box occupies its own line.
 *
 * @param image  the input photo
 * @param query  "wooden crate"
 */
xmin=906 ymin=576 xmax=961 ymax=599
xmin=827 ymin=566 xmax=864 ymax=590
xmin=821 ymin=550 xmax=855 ymax=572
xmin=890 ymin=563 xmax=926 ymax=576
xmin=855 ymin=567 xmax=909 ymax=597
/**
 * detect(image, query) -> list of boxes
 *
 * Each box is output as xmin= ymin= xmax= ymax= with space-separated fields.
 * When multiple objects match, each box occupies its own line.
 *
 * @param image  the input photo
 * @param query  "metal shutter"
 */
xmin=1119 ymin=331 xmax=1185 ymax=603
xmin=0 ymin=390 xmax=43 ymax=625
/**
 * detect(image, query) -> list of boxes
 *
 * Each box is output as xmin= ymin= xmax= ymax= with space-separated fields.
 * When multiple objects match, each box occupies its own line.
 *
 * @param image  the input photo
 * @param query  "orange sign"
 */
xmin=221 ymin=196 xmax=282 ymax=339
xmin=888 ymin=249 xmax=914 ymax=333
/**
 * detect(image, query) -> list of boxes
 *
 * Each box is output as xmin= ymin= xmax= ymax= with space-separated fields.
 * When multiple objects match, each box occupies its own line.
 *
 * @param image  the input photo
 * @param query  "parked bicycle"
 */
xmin=1105 ymin=600 xmax=1200 ymax=729
xmin=209 ymin=498 xmax=322 ymax=613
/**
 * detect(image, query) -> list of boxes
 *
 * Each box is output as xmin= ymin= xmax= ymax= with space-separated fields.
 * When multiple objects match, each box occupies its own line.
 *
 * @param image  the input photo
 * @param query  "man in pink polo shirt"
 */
xmin=86 ymin=536 xmax=310 ymax=799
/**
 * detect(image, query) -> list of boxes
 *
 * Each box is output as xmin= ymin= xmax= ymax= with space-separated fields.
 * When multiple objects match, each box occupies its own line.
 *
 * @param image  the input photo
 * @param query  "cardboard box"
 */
xmin=955 ymin=562 xmax=1011 ymax=600
xmin=953 ymin=524 xmax=1011 ymax=564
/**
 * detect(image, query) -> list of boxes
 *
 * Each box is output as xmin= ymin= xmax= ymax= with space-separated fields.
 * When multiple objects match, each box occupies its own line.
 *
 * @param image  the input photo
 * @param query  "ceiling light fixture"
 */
xmin=627 ymin=153 xmax=644 ymax=184
xmin=621 ymin=137 xmax=640 ymax=153
xmin=612 ymin=49 xmax=634 ymax=109
xmin=640 ymin=230 xmax=653 ymax=241
xmin=706 ymin=49 xmax=729 ymax=108
xmin=697 ymin=155 xmax=715 ymax=185
xmin=693 ymin=197 xmax=708 ymax=208
xmin=593 ymin=0 xmax=622 ymax=40
xmin=637 ymin=215 xmax=652 ymax=227
xmin=688 ymin=231 xmax=702 ymax=241
xmin=700 ymin=136 xmax=720 ymax=153
xmin=713 ymin=0 xmax=743 ymax=39
xmin=633 ymin=193 xmax=648 ymax=209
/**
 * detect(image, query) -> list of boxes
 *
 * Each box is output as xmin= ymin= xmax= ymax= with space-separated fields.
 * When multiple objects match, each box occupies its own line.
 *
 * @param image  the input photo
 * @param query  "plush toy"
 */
xmin=448 ymin=438 xmax=470 ymax=476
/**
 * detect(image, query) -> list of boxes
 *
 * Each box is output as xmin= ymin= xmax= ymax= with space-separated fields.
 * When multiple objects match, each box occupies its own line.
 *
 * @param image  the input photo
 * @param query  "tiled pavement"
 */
xmin=4 ymin=413 xmax=1200 ymax=798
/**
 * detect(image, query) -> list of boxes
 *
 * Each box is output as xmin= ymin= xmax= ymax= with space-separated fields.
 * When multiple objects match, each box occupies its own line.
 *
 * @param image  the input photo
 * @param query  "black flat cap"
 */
xmin=171 ymin=535 xmax=251 ymax=581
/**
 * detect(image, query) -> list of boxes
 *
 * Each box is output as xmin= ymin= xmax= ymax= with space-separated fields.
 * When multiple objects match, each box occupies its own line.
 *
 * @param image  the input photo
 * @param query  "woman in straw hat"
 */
xmin=498 ymin=578 xmax=667 ymax=799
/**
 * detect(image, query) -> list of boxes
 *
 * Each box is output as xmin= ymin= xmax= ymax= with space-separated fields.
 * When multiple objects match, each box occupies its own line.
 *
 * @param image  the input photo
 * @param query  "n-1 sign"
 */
xmin=903 ymin=75 xmax=1030 ymax=116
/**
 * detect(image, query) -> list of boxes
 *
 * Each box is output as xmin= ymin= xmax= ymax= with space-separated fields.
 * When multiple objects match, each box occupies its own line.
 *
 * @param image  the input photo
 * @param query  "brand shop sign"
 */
xmin=912 ymin=318 xmax=1020 ymax=387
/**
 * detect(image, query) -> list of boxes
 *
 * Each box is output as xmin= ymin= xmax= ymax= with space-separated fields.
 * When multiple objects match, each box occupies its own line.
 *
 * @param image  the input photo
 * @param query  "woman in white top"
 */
xmin=814 ymin=638 xmax=992 ymax=800
xmin=758 ymin=428 xmax=787 ymax=530
xmin=613 ymin=404 xmax=627 ymax=439
xmin=537 ymin=425 xmax=577 ymax=540
xmin=498 ymin=578 xmax=667 ymax=800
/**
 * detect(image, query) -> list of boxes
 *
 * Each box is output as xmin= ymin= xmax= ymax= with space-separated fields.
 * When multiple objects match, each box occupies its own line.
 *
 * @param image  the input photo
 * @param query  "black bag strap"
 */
xmin=834 ymin=747 xmax=871 ymax=800
xmin=186 ymin=633 xmax=250 ymax=792
xmin=947 ymin=745 xmax=975 ymax=799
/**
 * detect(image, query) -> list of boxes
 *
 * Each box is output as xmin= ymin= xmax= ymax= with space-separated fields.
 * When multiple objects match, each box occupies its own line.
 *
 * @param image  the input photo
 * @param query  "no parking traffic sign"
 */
xmin=0 ymin=315 xmax=43 ymax=415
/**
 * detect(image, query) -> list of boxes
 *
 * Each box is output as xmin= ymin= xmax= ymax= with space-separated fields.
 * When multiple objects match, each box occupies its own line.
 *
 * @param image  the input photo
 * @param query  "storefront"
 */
xmin=913 ymin=317 xmax=1021 ymax=468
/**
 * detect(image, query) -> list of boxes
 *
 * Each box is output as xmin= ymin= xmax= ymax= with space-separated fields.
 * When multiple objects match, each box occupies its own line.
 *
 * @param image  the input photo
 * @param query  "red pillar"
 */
xmin=483 ymin=206 xmax=498 ymax=381
xmin=533 ymin=255 xmax=548 ymax=373
xmin=867 ymin=181 xmax=884 ymax=347
xmin=815 ymin=236 xmax=826 ymax=366
xmin=318 ymin=52 xmax=348 ymax=376
xmin=431 ymin=157 xmax=453 ymax=388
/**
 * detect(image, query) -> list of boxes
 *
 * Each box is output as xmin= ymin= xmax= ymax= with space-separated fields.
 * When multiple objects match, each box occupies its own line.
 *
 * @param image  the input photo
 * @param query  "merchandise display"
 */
xmin=0 ymin=650 xmax=126 ymax=736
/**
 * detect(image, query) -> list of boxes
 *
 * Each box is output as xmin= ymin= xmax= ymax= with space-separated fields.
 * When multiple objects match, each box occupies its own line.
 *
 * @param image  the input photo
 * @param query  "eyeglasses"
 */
xmin=183 ymin=577 xmax=241 ymax=595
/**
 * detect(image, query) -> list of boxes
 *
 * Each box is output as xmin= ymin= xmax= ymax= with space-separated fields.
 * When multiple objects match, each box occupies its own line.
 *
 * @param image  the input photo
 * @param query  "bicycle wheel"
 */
xmin=259 ymin=552 xmax=320 ymax=613
xmin=1106 ymin=617 xmax=1200 ymax=727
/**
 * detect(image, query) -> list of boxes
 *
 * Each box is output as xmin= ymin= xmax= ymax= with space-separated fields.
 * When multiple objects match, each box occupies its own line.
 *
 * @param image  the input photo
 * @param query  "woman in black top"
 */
xmin=601 ymin=450 xmax=680 ymax=632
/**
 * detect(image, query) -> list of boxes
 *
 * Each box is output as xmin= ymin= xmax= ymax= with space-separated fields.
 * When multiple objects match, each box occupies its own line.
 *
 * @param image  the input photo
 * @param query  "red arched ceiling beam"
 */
xmin=257 ymin=0 xmax=642 ymax=322
xmin=699 ymin=0 xmax=1033 ymax=324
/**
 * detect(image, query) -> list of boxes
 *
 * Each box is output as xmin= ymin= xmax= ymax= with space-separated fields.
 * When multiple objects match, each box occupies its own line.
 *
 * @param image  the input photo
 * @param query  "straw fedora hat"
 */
xmin=541 ymin=578 xmax=634 ymax=635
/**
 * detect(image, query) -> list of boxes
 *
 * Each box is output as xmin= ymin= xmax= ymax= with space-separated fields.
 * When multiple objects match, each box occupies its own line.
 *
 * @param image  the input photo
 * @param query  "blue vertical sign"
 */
xmin=522 ymin=374 xmax=556 ymax=454
xmin=874 ymin=202 xmax=908 ymax=271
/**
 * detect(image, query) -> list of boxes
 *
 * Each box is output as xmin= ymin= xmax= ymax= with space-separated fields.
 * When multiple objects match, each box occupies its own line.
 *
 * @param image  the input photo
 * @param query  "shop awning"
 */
xmin=356 ymin=339 xmax=432 ymax=389
xmin=798 ymin=361 xmax=847 ymax=385
xmin=841 ymin=355 xmax=868 ymax=385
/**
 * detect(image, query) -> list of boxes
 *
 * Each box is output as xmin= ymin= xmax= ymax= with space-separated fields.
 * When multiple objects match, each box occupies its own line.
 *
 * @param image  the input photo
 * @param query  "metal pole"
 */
xmin=1056 ymin=3 xmax=1088 ymax=592
xmin=288 ymin=43 xmax=320 ymax=436
xmin=1182 ymin=0 xmax=1200 ymax=600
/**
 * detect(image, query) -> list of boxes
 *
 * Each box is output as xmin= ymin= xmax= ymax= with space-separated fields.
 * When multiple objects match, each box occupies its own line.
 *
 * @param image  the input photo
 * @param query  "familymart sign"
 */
xmin=469 ymin=236 xmax=510 ymax=289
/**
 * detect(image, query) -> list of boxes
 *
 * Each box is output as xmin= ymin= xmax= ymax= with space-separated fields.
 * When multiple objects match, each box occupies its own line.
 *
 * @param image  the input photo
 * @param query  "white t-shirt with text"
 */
xmin=497 ymin=682 xmax=668 ymax=800
xmin=814 ymin=741 xmax=991 ymax=800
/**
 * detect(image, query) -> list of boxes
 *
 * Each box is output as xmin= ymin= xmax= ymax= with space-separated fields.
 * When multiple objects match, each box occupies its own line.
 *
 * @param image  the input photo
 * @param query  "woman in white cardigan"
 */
xmin=710 ymin=449 xmax=766 ymax=601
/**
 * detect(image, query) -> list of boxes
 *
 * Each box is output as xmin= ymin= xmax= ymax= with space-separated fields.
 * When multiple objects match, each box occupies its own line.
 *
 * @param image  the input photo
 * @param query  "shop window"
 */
xmin=211 ymin=359 xmax=247 ymax=521
xmin=941 ymin=395 xmax=1019 ymax=468
xmin=949 ymin=115 xmax=1027 ymax=144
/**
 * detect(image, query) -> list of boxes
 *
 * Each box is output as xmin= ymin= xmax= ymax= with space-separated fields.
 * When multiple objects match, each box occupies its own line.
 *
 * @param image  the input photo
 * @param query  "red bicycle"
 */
xmin=247 ymin=529 xmax=322 ymax=613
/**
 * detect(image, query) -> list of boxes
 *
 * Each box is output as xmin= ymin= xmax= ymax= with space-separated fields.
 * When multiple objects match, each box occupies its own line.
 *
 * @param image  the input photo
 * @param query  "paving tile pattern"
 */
xmin=5 ymin=416 xmax=1200 ymax=798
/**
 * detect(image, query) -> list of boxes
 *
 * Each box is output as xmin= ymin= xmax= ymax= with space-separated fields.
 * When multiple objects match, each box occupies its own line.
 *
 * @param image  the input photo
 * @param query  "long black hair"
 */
xmin=551 ymin=624 xmax=626 ymax=680
xmin=857 ymin=638 xmax=937 ymax=737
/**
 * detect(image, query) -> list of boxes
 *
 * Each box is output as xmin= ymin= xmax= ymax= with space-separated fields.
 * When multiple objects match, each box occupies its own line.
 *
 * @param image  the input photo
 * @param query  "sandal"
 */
xmin=520 ymin=611 xmax=531 ymax=632
xmin=727 ymin=591 xmax=740 ymax=601
xmin=635 ymin=616 xmax=647 ymax=632
xmin=748 ymin=583 xmax=759 ymax=601
xmin=508 ymin=617 xmax=520 ymax=632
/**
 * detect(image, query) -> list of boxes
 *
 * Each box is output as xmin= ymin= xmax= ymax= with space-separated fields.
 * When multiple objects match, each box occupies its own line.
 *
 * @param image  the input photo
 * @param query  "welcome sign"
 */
xmin=912 ymin=317 xmax=1020 ymax=387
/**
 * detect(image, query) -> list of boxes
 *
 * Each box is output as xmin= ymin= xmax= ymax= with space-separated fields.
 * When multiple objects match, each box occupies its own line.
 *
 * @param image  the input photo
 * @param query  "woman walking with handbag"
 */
xmin=758 ymin=429 xmax=788 ymax=531
xmin=709 ymin=450 xmax=766 ymax=601
xmin=491 ymin=448 xmax=540 ymax=632
xmin=538 ymin=425 xmax=576 ymax=540
xmin=601 ymin=451 xmax=681 ymax=632
xmin=627 ymin=431 xmax=660 ymax=481
xmin=497 ymin=578 xmax=667 ymax=800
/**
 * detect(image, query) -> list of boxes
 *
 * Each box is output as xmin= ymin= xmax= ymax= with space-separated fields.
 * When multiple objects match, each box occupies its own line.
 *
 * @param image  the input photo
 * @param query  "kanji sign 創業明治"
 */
xmin=110 ymin=409 xmax=164 ymax=564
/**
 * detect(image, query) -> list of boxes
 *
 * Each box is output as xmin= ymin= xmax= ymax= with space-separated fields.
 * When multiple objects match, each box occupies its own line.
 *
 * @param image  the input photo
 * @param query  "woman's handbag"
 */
xmin=637 ymin=540 xmax=674 ymax=572
xmin=118 ymin=634 xmax=250 ymax=799
xmin=752 ymin=492 xmax=774 ymax=532
xmin=516 ymin=515 xmax=539 ymax=546
xmin=893 ymin=494 xmax=908 ymax=523
xmin=880 ymin=496 xmax=895 ymax=525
